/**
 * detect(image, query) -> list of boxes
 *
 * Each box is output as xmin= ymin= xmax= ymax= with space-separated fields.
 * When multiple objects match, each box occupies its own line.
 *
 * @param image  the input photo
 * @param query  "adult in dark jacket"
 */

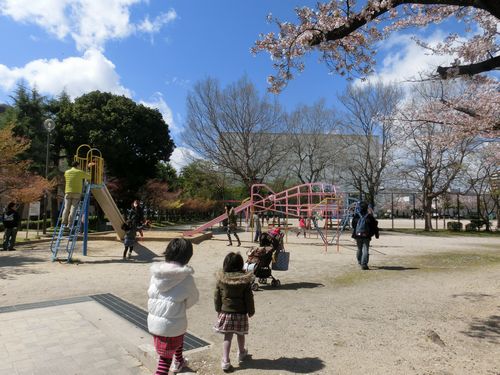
xmin=351 ymin=201 xmax=379 ymax=270
xmin=2 ymin=202 xmax=20 ymax=251
xmin=127 ymin=199 xmax=144 ymax=235
xmin=225 ymin=205 xmax=241 ymax=247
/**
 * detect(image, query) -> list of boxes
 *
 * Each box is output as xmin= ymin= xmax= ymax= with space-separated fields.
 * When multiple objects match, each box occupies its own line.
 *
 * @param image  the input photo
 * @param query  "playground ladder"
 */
xmin=50 ymin=183 xmax=91 ymax=262
xmin=311 ymin=216 xmax=328 ymax=245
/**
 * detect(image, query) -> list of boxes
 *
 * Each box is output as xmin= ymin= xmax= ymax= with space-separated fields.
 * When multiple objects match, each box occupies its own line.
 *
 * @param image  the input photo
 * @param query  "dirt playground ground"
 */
xmin=1 ymin=226 xmax=499 ymax=375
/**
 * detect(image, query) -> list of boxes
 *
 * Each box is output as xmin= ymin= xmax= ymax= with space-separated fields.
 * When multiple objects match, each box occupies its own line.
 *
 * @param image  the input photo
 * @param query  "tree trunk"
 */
xmin=423 ymin=195 xmax=433 ymax=231
xmin=50 ymin=196 xmax=59 ymax=227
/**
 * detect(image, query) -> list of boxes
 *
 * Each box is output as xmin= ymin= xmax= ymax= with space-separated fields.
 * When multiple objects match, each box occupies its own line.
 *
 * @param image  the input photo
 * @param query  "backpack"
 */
xmin=355 ymin=213 xmax=369 ymax=238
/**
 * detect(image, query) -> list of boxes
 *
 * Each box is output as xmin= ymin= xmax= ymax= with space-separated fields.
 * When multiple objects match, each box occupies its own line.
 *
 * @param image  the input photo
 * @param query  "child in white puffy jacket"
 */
xmin=147 ymin=238 xmax=199 ymax=374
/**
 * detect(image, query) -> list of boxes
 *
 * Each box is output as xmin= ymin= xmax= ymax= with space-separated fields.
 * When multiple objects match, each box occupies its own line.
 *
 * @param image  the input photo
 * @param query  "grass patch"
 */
xmin=410 ymin=252 xmax=500 ymax=269
xmin=330 ymin=268 xmax=385 ymax=287
xmin=330 ymin=251 xmax=500 ymax=287
xmin=384 ymin=229 xmax=500 ymax=237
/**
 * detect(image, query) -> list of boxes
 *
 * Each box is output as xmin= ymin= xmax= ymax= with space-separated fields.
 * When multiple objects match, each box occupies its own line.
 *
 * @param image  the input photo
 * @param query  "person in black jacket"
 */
xmin=351 ymin=201 xmax=379 ymax=270
xmin=127 ymin=200 xmax=144 ymax=238
xmin=2 ymin=202 xmax=20 ymax=251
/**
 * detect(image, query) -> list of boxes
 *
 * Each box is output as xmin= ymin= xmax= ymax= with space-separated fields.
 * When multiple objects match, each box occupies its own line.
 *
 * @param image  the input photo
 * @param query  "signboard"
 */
xmin=29 ymin=201 xmax=41 ymax=216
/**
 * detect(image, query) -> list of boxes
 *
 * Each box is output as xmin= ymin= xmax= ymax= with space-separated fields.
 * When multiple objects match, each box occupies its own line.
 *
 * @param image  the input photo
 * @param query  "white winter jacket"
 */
xmin=147 ymin=262 xmax=199 ymax=337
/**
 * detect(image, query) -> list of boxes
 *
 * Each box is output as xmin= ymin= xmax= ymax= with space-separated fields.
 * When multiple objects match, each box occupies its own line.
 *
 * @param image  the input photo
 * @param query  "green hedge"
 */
xmin=447 ymin=221 xmax=463 ymax=231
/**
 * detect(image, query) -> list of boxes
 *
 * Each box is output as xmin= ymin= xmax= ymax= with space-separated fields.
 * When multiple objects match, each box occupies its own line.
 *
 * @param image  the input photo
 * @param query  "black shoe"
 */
xmin=361 ymin=265 xmax=369 ymax=270
xmin=227 ymin=243 xmax=232 ymax=246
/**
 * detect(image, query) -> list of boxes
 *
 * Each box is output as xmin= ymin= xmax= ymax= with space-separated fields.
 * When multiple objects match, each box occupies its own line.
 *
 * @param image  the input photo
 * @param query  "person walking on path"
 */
xmin=214 ymin=252 xmax=255 ymax=372
xmin=225 ymin=205 xmax=241 ymax=247
xmin=2 ymin=202 xmax=20 ymax=251
xmin=351 ymin=201 xmax=379 ymax=270
xmin=147 ymin=238 xmax=199 ymax=374
xmin=252 ymin=212 xmax=261 ymax=243
xmin=296 ymin=216 xmax=307 ymax=238
xmin=121 ymin=220 xmax=137 ymax=260
xmin=61 ymin=161 xmax=93 ymax=227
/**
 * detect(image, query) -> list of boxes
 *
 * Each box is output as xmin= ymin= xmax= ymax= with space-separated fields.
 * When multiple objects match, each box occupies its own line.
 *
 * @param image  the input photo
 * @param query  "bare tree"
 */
xmin=183 ymin=77 xmax=286 ymax=192
xmin=284 ymin=100 xmax=341 ymax=183
xmin=338 ymin=81 xmax=402 ymax=206
xmin=397 ymin=81 xmax=478 ymax=230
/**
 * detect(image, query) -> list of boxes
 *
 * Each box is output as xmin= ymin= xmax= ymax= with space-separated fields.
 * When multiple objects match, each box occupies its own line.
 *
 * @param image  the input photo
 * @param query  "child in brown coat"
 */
xmin=214 ymin=252 xmax=255 ymax=372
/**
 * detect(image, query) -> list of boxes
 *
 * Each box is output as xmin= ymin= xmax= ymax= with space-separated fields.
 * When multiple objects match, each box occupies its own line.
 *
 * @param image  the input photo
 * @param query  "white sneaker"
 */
xmin=221 ymin=359 xmax=233 ymax=372
xmin=238 ymin=349 xmax=249 ymax=363
xmin=170 ymin=358 xmax=188 ymax=373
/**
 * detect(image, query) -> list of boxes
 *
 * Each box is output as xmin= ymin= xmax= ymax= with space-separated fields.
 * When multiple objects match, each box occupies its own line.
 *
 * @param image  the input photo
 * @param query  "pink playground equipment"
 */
xmin=183 ymin=182 xmax=345 ymax=252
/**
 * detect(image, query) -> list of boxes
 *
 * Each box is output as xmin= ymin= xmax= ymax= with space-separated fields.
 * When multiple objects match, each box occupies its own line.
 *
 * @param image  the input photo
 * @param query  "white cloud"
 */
xmin=361 ymin=30 xmax=455 ymax=86
xmin=170 ymin=146 xmax=200 ymax=172
xmin=0 ymin=0 xmax=177 ymax=51
xmin=137 ymin=10 xmax=177 ymax=34
xmin=140 ymin=92 xmax=181 ymax=134
xmin=165 ymin=76 xmax=191 ymax=89
xmin=0 ymin=49 xmax=131 ymax=98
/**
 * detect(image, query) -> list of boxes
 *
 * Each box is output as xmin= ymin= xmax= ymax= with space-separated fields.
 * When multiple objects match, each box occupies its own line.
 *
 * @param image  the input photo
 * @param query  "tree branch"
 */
xmin=309 ymin=0 xmax=500 ymax=77
xmin=437 ymin=55 xmax=500 ymax=78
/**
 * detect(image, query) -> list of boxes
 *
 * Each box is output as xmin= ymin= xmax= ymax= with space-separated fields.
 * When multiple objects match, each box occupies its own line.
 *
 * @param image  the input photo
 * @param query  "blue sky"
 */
xmin=0 ymin=0 xmax=461 ymax=170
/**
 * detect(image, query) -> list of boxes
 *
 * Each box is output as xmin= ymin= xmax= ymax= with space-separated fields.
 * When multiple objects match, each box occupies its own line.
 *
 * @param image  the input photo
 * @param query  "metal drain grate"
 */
xmin=90 ymin=293 xmax=210 ymax=350
xmin=0 ymin=296 xmax=91 ymax=313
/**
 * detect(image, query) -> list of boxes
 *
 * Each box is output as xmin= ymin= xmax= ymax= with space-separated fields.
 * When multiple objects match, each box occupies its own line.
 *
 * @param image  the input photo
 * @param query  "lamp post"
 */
xmin=42 ymin=119 xmax=55 ymax=234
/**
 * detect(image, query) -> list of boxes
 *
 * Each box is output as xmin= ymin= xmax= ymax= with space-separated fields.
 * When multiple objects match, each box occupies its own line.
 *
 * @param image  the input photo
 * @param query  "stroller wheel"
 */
xmin=271 ymin=279 xmax=280 ymax=287
xmin=251 ymin=282 xmax=259 ymax=291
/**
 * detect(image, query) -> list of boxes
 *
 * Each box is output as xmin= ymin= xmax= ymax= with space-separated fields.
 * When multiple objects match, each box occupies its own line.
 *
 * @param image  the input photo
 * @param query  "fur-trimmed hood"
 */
xmin=150 ymin=262 xmax=195 ymax=293
xmin=216 ymin=270 xmax=254 ymax=285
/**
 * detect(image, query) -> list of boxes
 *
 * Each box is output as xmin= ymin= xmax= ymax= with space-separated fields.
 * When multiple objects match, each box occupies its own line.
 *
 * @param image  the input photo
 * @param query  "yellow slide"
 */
xmin=91 ymin=184 xmax=125 ymax=240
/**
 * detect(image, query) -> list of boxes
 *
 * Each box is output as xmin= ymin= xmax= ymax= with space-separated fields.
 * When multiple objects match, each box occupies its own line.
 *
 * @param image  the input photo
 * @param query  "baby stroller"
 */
xmin=245 ymin=232 xmax=281 ymax=290
xmin=267 ymin=227 xmax=284 ymax=251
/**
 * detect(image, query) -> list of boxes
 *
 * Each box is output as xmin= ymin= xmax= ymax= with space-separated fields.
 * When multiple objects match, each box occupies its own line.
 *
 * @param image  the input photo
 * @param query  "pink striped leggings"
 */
xmin=153 ymin=334 xmax=184 ymax=375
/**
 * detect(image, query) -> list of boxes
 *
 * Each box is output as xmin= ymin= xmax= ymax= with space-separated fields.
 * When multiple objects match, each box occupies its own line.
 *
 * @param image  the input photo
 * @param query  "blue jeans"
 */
xmin=356 ymin=238 xmax=370 ymax=266
xmin=3 ymin=227 xmax=18 ymax=250
xmin=254 ymin=229 xmax=261 ymax=242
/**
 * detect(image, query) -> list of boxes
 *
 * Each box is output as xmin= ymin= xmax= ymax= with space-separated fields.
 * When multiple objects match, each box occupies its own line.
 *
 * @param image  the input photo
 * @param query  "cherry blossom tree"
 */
xmin=404 ymin=76 xmax=500 ymax=138
xmin=396 ymin=80 xmax=480 ymax=230
xmin=254 ymin=1 xmax=499 ymax=93
xmin=459 ymin=142 xmax=500 ymax=230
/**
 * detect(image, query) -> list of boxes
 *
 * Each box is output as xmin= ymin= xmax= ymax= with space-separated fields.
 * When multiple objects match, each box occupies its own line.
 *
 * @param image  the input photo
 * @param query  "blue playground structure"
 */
xmin=50 ymin=145 xmax=125 ymax=262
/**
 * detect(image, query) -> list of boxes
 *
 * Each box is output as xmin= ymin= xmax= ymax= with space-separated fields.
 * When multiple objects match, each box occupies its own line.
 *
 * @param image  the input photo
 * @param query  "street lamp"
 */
xmin=42 ymin=119 xmax=55 ymax=234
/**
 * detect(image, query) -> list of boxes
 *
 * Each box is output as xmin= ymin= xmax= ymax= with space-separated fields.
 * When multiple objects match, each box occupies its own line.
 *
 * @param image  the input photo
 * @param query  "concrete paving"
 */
xmin=0 ymin=226 xmax=209 ymax=375
xmin=0 ymin=298 xmax=202 ymax=375
xmin=0 ymin=300 xmax=152 ymax=375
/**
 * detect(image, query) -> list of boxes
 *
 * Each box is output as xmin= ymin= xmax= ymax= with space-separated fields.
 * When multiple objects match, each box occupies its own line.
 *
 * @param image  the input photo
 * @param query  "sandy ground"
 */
xmin=1 ymin=227 xmax=499 ymax=375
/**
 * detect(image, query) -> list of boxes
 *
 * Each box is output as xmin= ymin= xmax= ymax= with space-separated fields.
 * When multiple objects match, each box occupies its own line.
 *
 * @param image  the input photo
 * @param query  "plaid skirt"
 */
xmin=153 ymin=334 xmax=184 ymax=358
xmin=214 ymin=312 xmax=249 ymax=334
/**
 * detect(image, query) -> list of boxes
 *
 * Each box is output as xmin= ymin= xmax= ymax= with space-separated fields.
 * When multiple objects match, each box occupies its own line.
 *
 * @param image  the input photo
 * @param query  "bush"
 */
xmin=465 ymin=222 xmax=479 ymax=232
xmin=447 ymin=221 xmax=463 ymax=231
xmin=470 ymin=218 xmax=488 ymax=229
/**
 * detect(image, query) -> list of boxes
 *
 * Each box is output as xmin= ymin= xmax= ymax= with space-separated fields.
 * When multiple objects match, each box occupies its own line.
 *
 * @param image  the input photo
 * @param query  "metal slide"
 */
xmin=91 ymin=184 xmax=126 ymax=240
xmin=183 ymin=200 xmax=253 ymax=237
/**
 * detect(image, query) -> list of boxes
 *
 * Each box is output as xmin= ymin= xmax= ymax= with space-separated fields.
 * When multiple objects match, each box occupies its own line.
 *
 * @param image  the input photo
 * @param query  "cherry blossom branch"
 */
xmin=437 ymin=55 xmax=500 ymax=78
